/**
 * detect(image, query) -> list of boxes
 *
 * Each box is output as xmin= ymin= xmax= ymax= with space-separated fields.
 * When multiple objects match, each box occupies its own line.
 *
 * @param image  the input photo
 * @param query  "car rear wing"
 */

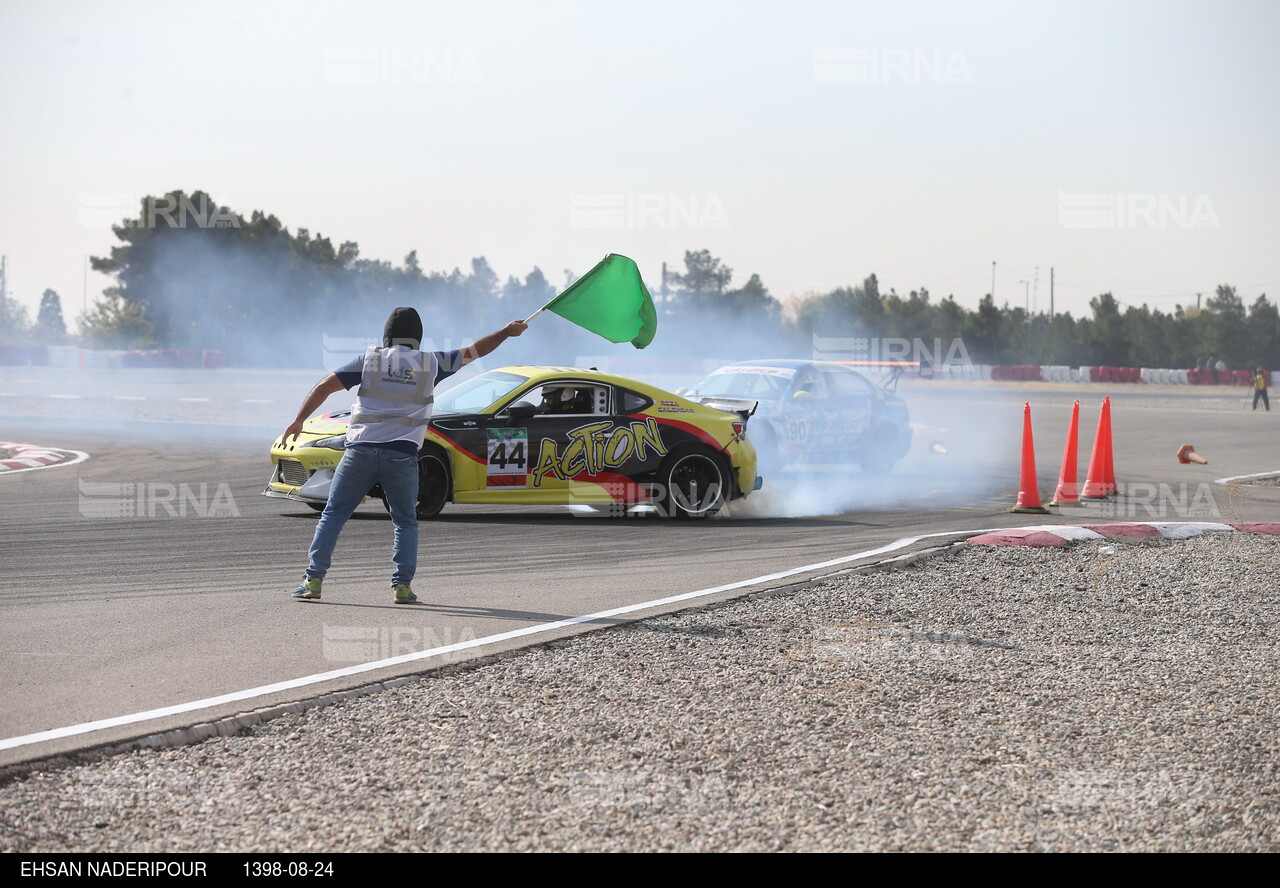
xmin=696 ymin=397 xmax=759 ymax=424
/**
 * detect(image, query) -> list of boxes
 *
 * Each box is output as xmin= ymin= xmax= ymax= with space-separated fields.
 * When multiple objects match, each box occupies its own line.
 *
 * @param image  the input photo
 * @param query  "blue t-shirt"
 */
xmin=334 ymin=348 xmax=463 ymax=456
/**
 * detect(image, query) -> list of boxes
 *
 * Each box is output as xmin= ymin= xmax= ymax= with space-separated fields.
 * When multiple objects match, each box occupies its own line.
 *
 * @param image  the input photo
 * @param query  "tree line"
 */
xmin=1 ymin=189 xmax=1275 ymax=371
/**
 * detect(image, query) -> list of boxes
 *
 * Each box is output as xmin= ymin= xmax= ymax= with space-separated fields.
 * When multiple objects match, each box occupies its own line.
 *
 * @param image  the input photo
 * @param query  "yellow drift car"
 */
xmin=264 ymin=366 xmax=761 ymax=519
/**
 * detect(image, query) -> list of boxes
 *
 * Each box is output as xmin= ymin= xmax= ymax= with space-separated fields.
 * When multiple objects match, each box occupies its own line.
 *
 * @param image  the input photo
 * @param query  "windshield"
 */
xmin=434 ymin=370 xmax=530 ymax=415
xmin=688 ymin=367 xmax=794 ymax=401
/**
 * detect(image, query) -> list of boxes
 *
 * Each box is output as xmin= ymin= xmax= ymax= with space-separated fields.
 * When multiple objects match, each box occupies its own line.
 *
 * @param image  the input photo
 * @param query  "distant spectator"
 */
xmin=1253 ymin=367 xmax=1270 ymax=412
xmin=1215 ymin=357 xmax=1228 ymax=371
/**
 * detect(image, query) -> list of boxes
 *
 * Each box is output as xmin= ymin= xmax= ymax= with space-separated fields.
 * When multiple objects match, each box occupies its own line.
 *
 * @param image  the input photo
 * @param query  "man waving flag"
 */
xmin=524 ymin=254 xmax=657 ymax=349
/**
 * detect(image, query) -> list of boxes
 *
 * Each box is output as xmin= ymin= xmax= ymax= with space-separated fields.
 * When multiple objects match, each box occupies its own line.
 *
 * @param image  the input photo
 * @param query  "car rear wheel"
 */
xmin=658 ymin=448 xmax=728 ymax=519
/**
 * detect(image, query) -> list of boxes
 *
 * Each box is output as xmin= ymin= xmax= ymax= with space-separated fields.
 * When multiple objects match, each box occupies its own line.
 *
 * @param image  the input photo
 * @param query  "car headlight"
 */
xmin=308 ymin=435 xmax=348 ymax=450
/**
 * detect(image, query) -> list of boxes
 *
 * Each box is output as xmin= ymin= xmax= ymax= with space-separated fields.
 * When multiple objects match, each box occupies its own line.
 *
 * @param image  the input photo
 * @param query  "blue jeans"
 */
xmin=306 ymin=446 xmax=420 ymax=587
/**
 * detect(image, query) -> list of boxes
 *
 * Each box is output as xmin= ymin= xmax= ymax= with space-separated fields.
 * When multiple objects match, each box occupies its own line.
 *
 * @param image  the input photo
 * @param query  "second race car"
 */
xmin=680 ymin=359 xmax=912 ymax=475
xmin=264 ymin=366 xmax=761 ymax=520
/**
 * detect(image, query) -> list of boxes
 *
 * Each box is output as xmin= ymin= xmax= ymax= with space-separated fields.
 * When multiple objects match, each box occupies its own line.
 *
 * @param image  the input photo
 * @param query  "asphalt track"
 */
xmin=1 ymin=371 xmax=1276 ymax=769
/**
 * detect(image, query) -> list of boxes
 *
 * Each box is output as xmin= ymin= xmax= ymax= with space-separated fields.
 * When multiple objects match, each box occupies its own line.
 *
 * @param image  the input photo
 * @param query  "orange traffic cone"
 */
xmin=1080 ymin=400 xmax=1108 ymax=499
xmin=1049 ymin=400 xmax=1082 ymax=506
xmin=1100 ymin=396 xmax=1117 ymax=496
xmin=1177 ymin=444 xmax=1208 ymax=465
xmin=1009 ymin=402 xmax=1050 ymax=514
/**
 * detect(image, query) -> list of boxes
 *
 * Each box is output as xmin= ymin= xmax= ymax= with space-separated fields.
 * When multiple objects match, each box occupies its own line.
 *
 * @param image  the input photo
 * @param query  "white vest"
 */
xmin=346 ymin=346 xmax=438 ymax=447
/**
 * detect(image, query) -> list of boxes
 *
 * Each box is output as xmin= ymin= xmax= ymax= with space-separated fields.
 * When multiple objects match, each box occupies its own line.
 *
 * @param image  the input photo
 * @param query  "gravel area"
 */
xmin=1 ymin=533 xmax=1277 ymax=853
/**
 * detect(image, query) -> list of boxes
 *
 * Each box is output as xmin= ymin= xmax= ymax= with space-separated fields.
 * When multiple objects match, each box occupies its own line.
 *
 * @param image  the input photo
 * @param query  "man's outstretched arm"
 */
xmin=283 ymin=373 xmax=347 ymax=443
xmin=457 ymin=320 xmax=528 ymax=368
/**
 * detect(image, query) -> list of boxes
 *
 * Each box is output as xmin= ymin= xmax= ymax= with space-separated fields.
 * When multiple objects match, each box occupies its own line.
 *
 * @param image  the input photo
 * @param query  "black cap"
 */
xmin=383 ymin=306 xmax=423 ymax=349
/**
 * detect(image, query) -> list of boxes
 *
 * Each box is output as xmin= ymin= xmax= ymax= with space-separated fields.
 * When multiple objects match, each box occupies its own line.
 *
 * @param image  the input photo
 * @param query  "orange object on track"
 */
xmin=1080 ymin=399 xmax=1110 ymax=499
xmin=1049 ymin=400 xmax=1082 ymax=506
xmin=1177 ymin=444 xmax=1208 ymax=465
xmin=1009 ymin=402 xmax=1050 ymax=514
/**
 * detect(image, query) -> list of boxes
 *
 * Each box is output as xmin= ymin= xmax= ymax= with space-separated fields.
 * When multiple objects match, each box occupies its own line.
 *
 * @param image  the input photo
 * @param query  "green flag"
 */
xmin=540 ymin=254 xmax=657 ymax=349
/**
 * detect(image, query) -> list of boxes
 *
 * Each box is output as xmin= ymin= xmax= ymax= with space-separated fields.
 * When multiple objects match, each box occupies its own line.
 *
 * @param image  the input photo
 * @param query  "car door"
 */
xmin=774 ymin=365 xmax=835 ymax=461
xmin=816 ymin=365 xmax=875 ymax=456
xmin=456 ymin=380 xmax=616 ymax=504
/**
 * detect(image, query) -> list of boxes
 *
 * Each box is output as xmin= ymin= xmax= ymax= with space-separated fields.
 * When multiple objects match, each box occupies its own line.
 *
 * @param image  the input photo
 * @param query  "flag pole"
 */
xmin=522 ymin=306 xmax=547 ymax=325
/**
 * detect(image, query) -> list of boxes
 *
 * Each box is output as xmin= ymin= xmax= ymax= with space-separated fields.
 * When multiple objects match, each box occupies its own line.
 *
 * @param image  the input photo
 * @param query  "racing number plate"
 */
xmin=487 ymin=428 xmax=529 ymax=488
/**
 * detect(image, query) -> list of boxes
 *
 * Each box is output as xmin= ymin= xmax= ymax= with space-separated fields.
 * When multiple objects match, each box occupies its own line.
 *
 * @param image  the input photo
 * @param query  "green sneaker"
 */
xmin=393 ymin=584 xmax=418 ymax=604
xmin=292 ymin=577 xmax=322 ymax=601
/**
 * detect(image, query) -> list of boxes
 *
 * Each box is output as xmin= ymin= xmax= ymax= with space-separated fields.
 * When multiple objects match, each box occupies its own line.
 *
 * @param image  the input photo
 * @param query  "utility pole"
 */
xmin=1050 ymin=267 xmax=1055 ymax=317
xmin=1020 ymin=280 xmax=1029 ymax=315
xmin=1 ymin=255 xmax=6 ymax=301
xmin=991 ymin=261 xmax=996 ymax=300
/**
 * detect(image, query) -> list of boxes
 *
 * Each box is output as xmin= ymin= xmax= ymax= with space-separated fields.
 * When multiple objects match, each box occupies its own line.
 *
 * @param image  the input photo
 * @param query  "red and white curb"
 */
xmin=0 ymin=441 xmax=90 ymax=474
xmin=968 ymin=522 xmax=1280 ymax=547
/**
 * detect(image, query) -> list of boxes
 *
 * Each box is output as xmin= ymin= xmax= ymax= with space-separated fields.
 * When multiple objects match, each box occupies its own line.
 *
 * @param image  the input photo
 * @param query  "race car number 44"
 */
xmin=487 ymin=427 xmax=529 ymax=488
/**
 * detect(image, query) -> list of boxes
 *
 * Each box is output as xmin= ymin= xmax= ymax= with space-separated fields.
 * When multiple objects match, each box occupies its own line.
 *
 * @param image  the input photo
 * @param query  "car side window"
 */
xmin=792 ymin=369 xmax=830 ymax=400
xmin=619 ymin=389 xmax=651 ymax=414
xmin=823 ymin=368 xmax=876 ymax=398
xmin=525 ymin=383 xmax=609 ymax=416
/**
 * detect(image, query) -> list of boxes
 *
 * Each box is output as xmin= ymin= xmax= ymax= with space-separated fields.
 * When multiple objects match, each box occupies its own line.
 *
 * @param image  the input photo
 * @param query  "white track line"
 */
xmin=2 ymin=520 xmax=1266 ymax=752
xmin=1215 ymin=469 xmax=1280 ymax=485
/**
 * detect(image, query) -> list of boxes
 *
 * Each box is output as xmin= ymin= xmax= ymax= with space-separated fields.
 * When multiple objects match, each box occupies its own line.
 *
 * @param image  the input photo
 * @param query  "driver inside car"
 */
xmin=540 ymin=387 xmax=592 ymax=415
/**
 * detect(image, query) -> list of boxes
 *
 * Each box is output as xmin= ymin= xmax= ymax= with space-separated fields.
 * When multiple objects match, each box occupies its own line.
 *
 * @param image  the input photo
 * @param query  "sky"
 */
xmin=2 ymin=0 xmax=1278 ymax=329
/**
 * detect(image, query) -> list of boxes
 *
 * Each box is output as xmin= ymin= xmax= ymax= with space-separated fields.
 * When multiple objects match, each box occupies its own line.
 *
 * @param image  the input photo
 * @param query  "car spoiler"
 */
xmin=696 ymin=397 xmax=758 ymax=424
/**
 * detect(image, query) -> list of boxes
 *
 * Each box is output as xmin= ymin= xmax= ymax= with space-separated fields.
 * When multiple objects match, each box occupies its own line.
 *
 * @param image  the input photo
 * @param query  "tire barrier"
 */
xmin=965 ymin=364 xmax=1270 ymax=385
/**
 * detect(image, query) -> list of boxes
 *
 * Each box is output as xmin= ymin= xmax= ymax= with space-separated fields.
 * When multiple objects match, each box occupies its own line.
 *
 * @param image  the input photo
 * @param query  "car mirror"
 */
xmin=505 ymin=401 xmax=537 ymax=421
